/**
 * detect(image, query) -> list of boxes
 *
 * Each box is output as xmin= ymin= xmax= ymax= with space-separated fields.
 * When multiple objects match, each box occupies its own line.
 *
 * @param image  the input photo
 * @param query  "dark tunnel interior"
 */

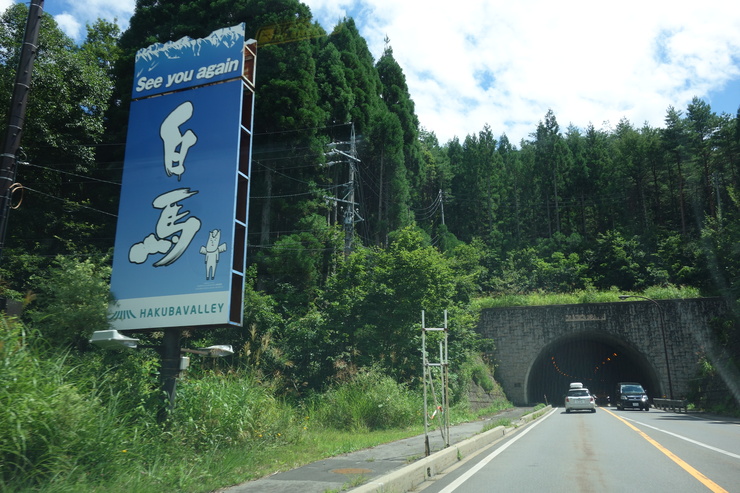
xmin=527 ymin=332 xmax=662 ymax=406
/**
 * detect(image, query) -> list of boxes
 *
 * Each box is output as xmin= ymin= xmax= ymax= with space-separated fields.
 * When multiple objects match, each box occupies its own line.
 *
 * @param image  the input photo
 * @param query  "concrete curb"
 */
xmin=351 ymin=405 xmax=552 ymax=493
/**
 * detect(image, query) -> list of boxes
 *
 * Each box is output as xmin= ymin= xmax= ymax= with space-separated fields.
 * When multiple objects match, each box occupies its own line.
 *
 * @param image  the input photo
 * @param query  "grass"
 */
xmin=0 ymin=396 xmax=428 ymax=493
xmin=1 ymin=320 xmax=511 ymax=492
xmin=1 ymin=382 xmax=511 ymax=492
xmin=156 ymin=426 xmax=426 ymax=492
xmin=0 ymin=315 xmax=516 ymax=493
xmin=473 ymin=285 xmax=701 ymax=309
xmin=324 ymin=474 xmax=369 ymax=492
xmin=481 ymin=418 xmax=512 ymax=432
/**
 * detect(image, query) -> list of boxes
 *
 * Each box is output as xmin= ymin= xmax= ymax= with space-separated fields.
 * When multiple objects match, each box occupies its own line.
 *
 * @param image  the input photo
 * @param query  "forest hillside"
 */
xmin=0 ymin=0 xmax=737 ymax=397
xmin=1 ymin=1 xmax=738 ymax=490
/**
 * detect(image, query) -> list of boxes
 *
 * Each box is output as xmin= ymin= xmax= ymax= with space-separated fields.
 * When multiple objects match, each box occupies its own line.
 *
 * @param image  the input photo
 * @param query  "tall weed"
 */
xmin=170 ymin=373 xmax=298 ymax=450
xmin=0 ymin=317 xmax=136 ymax=487
xmin=312 ymin=367 xmax=420 ymax=431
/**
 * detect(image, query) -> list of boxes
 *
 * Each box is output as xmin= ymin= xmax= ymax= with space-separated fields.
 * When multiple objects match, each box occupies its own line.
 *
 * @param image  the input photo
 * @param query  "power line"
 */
xmin=251 ymin=191 xmax=318 ymax=199
xmin=22 ymin=186 xmax=117 ymax=217
xmin=247 ymin=243 xmax=334 ymax=252
xmin=23 ymin=162 xmax=122 ymax=186
xmin=253 ymin=121 xmax=352 ymax=137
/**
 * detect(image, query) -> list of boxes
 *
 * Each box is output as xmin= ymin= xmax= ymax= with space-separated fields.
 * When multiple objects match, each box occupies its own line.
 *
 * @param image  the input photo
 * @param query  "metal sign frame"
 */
xmin=422 ymin=309 xmax=450 ymax=455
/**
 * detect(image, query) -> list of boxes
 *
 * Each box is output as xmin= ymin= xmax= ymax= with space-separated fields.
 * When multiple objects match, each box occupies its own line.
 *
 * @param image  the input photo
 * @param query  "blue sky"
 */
xmin=3 ymin=0 xmax=739 ymax=144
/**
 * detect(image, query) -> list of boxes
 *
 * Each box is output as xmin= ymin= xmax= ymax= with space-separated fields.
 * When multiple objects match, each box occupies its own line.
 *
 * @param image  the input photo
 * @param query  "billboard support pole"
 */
xmin=157 ymin=328 xmax=182 ymax=423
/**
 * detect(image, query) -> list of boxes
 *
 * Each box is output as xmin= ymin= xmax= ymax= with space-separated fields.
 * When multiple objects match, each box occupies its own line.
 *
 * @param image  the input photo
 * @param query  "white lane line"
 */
xmin=620 ymin=416 xmax=740 ymax=460
xmin=438 ymin=407 xmax=558 ymax=493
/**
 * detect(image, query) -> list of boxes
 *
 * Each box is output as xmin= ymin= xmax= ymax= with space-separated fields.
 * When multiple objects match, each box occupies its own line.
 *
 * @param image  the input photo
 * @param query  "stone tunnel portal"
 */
xmin=526 ymin=331 xmax=662 ymax=406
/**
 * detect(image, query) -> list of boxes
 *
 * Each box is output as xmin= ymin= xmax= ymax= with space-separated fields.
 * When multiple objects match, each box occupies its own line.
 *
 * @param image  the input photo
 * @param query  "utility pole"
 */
xmin=344 ymin=124 xmax=357 ymax=257
xmin=324 ymin=123 xmax=362 ymax=257
xmin=439 ymin=189 xmax=445 ymax=226
xmin=0 ymin=0 xmax=44 ymax=260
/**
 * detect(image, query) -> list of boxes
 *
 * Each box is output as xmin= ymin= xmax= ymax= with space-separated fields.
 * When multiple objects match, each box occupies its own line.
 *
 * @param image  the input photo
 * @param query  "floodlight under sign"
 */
xmin=181 ymin=345 xmax=234 ymax=357
xmin=204 ymin=345 xmax=234 ymax=357
xmin=89 ymin=330 xmax=140 ymax=349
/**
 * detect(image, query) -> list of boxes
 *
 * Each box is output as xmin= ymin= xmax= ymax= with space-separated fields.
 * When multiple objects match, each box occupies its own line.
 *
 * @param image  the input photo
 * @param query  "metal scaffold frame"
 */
xmin=422 ymin=309 xmax=449 ymax=456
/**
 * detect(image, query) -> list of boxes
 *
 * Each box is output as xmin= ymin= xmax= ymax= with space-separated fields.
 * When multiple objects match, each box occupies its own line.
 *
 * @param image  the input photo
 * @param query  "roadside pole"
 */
xmin=0 ymin=0 xmax=44 ymax=260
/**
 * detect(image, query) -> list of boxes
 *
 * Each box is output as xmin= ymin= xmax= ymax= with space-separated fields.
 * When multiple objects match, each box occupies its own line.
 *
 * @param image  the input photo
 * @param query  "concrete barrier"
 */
xmin=351 ymin=406 xmax=552 ymax=493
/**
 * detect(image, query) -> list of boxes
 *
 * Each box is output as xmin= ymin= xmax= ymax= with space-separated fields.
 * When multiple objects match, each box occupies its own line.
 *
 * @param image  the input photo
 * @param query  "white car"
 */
xmin=565 ymin=387 xmax=596 ymax=413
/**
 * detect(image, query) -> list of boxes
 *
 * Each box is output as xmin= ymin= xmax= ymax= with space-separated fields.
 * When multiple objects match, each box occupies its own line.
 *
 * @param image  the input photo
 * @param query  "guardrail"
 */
xmin=653 ymin=398 xmax=689 ymax=412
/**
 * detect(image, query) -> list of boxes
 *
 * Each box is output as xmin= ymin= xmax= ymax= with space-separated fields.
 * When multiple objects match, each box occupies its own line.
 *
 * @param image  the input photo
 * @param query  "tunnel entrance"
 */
xmin=526 ymin=331 xmax=661 ymax=406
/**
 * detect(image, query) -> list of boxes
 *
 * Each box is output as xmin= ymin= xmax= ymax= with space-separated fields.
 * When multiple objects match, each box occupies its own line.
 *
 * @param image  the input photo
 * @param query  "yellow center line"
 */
xmin=603 ymin=408 xmax=728 ymax=493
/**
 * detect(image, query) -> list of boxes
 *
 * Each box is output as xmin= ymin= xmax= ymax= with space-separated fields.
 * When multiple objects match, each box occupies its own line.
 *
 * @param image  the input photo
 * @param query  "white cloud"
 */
xmin=305 ymin=0 xmax=740 ymax=144
xmin=53 ymin=13 xmax=82 ymax=41
xmin=6 ymin=0 xmax=136 ymax=42
xmin=5 ymin=0 xmax=737 ymax=144
xmin=64 ymin=0 xmax=135 ymax=37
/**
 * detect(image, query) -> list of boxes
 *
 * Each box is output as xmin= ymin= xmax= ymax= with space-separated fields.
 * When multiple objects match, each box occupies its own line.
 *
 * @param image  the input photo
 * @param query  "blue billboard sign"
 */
xmin=110 ymin=24 xmax=256 ymax=331
xmin=133 ymin=23 xmax=246 ymax=99
xmin=110 ymin=79 xmax=246 ymax=330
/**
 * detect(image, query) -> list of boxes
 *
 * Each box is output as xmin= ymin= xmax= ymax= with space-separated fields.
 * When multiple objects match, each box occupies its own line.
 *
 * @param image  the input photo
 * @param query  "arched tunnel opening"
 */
xmin=526 ymin=331 xmax=662 ymax=406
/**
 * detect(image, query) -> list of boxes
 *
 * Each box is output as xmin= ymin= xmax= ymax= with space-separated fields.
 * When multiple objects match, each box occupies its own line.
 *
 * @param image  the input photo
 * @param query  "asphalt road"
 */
xmin=222 ymin=407 xmax=539 ymax=493
xmin=419 ymin=407 xmax=740 ymax=493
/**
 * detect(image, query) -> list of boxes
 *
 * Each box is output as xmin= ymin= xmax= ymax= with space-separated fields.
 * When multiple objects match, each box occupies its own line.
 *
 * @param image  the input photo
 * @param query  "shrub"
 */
xmin=170 ymin=373 xmax=299 ymax=450
xmin=24 ymin=255 xmax=113 ymax=350
xmin=450 ymin=353 xmax=498 ymax=405
xmin=471 ymin=364 xmax=495 ymax=392
xmin=313 ymin=367 xmax=420 ymax=431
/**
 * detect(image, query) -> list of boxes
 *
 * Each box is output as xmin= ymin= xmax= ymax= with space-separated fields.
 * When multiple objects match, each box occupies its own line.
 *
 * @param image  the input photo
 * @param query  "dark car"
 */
xmin=615 ymin=382 xmax=649 ymax=411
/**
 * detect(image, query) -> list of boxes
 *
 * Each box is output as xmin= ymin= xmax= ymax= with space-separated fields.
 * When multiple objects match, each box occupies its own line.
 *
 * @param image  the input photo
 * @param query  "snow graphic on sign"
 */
xmin=133 ymin=23 xmax=245 ymax=98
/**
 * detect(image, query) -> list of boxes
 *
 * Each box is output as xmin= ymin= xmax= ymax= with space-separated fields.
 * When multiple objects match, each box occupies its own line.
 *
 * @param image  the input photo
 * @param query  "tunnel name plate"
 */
xmin=565 ymin=314 xmax=606 ymax=322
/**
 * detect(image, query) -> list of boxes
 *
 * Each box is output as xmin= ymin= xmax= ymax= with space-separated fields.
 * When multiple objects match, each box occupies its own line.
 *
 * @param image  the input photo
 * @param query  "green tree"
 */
xmin=80 ymin=18 xmax=122 ymax=78
xmin=583 ymin=124 xmax=613 ymax=234
xmin=612 ymin=118 xmax=649 ymax=234
xmin=532 ymin=110 xmax=568 ymax=237
xmin=712 ymin=111 xmax=740 ymax=195
xmin=249 ymin=32 xmax=328 ymax=253
xmin=496 ymin=133 xmax=524 ymax=250
xmin=641 ymin=124 xmax=666 ymax=231
xmin=686 ymin=97 xmax=719 ymax=218
xmin=327 ymin=18 xmax=383 ymax=137
xmin=415 ymin=129 xmax=454 ymax=246
xmin=376 ymin=43 xmax=423 ymax=201
xmin=0 ymin=5 xmax=115 ymax=269
xmin=662 ymin=106 xmax=690 ymax=236
xmin=447 ymin=125 xmax=504 ymax=247
xmin=588 ymin=230 xmax=649 ymax=290
xmin=24 ymin=255 xmax=112 ymax=350
xmin=503 ymin=136 xmax=540 ymax=250
xmin=699 ymin=184 xmax=740 ymax=298
xmin=315 ymin=42 xmax=354 ymax=126
xmin=477 ymin=125 xmax=504 ymax=247
xmin=318 ymin=227 xmax=464 ymax=383
xmin=364 ymin=108 xmax=407 ymax=246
